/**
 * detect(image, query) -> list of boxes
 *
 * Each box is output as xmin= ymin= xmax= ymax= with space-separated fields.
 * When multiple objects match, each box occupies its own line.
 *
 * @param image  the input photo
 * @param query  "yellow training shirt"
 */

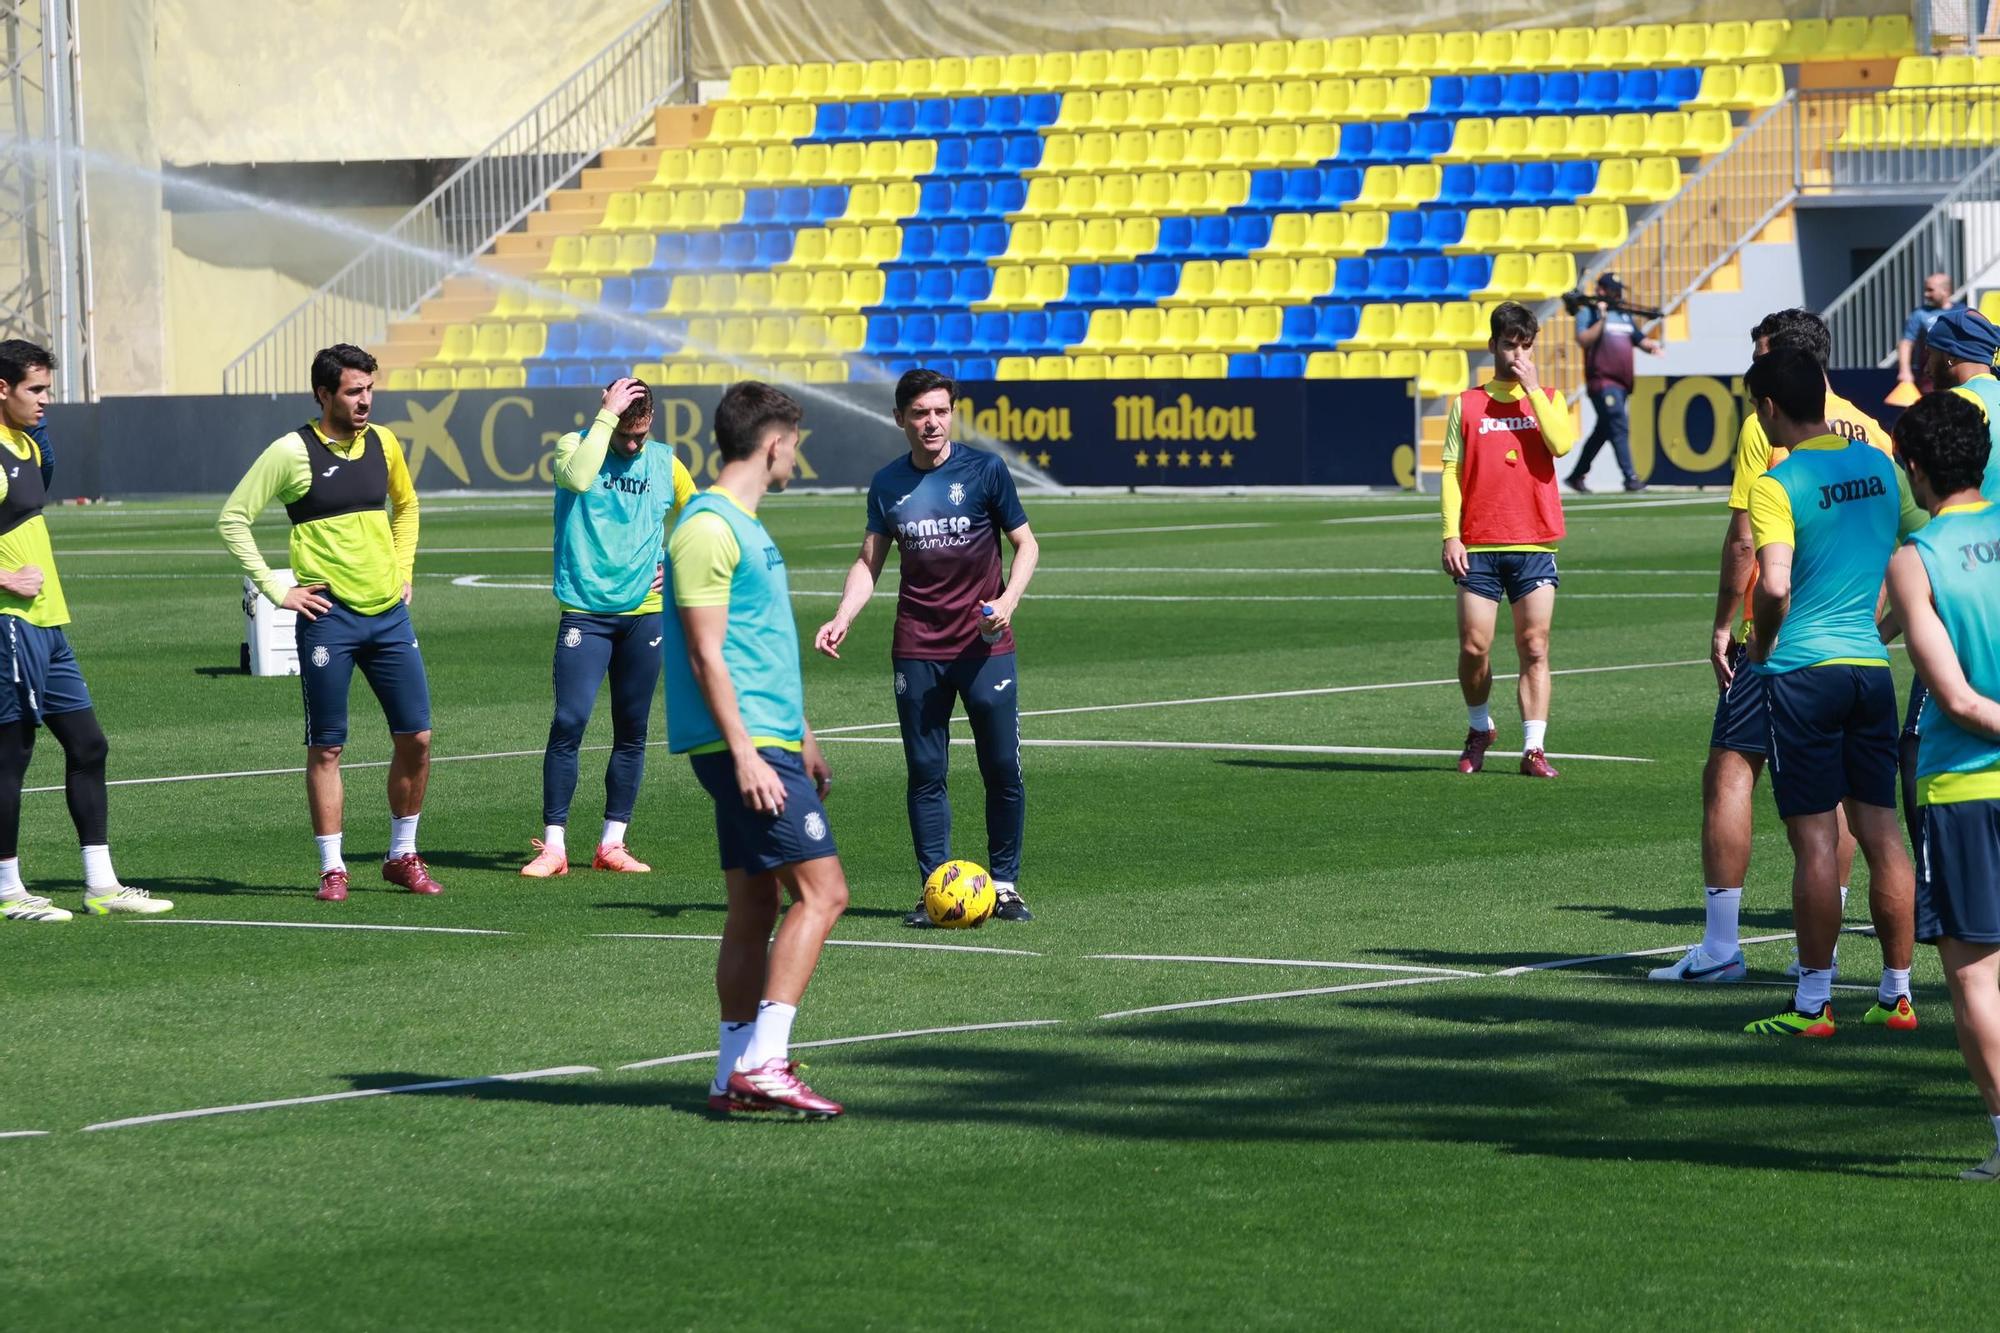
xmin=0 ymin=425 xmax=67 ymax=627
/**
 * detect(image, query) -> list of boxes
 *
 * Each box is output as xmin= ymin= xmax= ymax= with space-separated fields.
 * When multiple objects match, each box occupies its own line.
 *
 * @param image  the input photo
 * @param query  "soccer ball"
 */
xmin=922 ymin=860 xmax=996 ymax=929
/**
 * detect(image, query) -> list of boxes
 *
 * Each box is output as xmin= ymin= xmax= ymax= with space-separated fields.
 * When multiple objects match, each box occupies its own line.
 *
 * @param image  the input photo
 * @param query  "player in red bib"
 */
xmin=1440 ymin=302 xmax=1577 ymax=778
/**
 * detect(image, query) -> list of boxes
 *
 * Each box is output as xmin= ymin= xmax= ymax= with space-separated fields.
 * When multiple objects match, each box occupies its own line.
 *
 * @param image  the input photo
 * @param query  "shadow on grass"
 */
xmin=344 ymin=989 xmax=1966 ymax=1179
xmin=191 ymin=665 xmax=247 ymax=678
xmin=1555 ymin=902 xmax=1799 ymax=931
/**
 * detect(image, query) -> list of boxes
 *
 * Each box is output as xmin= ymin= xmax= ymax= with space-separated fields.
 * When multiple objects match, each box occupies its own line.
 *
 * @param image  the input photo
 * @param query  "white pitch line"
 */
xmin=616 ymin=1018 xmax=1064 ymax=1070
xmin=814 ymin=655 xmax=1708 ymax=736
xmin=81 ymin=1065 xmax=600 ymax=1132
xmin=1091 ymin=954 xmax=1485 ymax=976
xmin=0 ymin=1130 xmax=50 ymax=1139
xmin=819 ymin=736 xmax=1654 ymax=763
xmin=1101 ymin=973 xmax=1475 ymax=1020
xmin=1492 ymin=925 xmax=1880 ymax=977
xmin=594 ymin=932 xmax=1041 ymax=957
xmin=140 ymin=918 xmax=514 ymax=937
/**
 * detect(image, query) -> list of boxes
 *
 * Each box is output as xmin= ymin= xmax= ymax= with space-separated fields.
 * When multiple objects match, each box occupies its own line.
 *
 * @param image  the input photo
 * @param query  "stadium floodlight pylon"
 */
xmin=0 ymin=0 xmax=93 ymax=400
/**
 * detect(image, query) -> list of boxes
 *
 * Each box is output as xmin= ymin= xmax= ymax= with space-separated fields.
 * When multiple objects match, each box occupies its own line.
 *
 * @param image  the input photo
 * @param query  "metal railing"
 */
xmin=1823 ymin=144 xmax=2000 ymax=368
xmin=1797 ymin=82 xmax=2000 ymax=194
xmin=222 ymin=0 xmax=687 ymax=395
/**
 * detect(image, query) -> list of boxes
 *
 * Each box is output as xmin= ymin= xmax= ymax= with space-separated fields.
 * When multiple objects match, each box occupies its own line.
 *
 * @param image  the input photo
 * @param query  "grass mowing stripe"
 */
xmin=818 ymin=737 xmax=1656 ymax=763
xmin=80 ymin=1066 xmax=603 ymax=1133
xmin=1490 ymin=927 xmax=1881 ymax=976
xmin=139 ymin=918 xmax=515 ymax=936
xmin=593 ymin=932 xmax=1041 ymax=957
xmin=1100 ymin=974 xmax=1479 ymax=1019
xmin=616 ymin=1019 xmax=1066 ymax=1071
xmin=1089 ymin=954 xmax=1485 ymax=976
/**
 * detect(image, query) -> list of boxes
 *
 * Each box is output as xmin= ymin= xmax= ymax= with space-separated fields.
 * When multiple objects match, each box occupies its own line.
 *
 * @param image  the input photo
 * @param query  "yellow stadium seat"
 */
xmin=383 ymin=367 xmax=420 ymax=391
xmin=1107 ymin=47 xmax=1146 ymax=88
xmin=1146 ymin=353 xmax=1188 ymax=378
xmin=1091 ymin=88 xmax=1135 ymax=128
xmin=1515 ymin=28 xmax=1557 ymax=70
xmin=862 ymin=59 xmax=899 ymax=97
xmin=1308 ymin=210 xmax=1353 ymax=256
xmin=1295 ymin=257 xmax=1333 ymax=298
xmin=1667 ymin=22 xmax=1710 ymax=66
xmin=1778 ymin=19 xmax=1828 ymax=61
xmin=1214 ymin=41 xmax=1253 ymax=81
xmin=561 ymin=278 xmax=600 ymax=312
xmin=1543 ymin=206 xmax=1584 ymax=250
xmin=1117 ymin=308 xmax=1166 ymax=353
xmin=1393 ymin=303 xmax=1440 ymax=348
xmin=698 ymin=362 xmax=736 ymax=386
xmin=1488 ymin=116 xmax=1533 ymax=161
xmin=1031 ymin=356 xmax=1071 ymax=382
xmin=577 ymin=235 xmax=619 ymax=275
xmin=1579 ymin=202 xmax=1630 ymax=251
xmin=1120 ymin=215 xmax=1160 ymax=256
xmin=718 ymin=145 xmax=759 ymax=183
xmin=1527 ymin=253 xmax=1577 ymax=299
xmin=1628 ymin=23 xmax=1673 ymax=68
xmin=1605 ymin=113 xmax=1650 ymax=158
xmin=1360 ymin=34 xmax=1403 ymax=76
xmin=1402 ymin=33 xmax=1442 ymax=74
xmin=1344 ymin=210 xmax=1389 ymax=252
xmin=1420 ymin=350 xmax=1471 ymax=397
xmin=1426 ymin=302 xmax=1481 ymax=349
xmin=1439 ymin=118 xmax=1493 ymax=163
xmin=468 ymin=323 xmax=508 ymax=363
xmin=780 ymin=228 xmax=828 ymax=270
xmin=758 ymin=144 xmax=796 ymax=182
xmin=1475 ymin=253 xmax=1534 ymax=300
xmin=785 ymin=315 xmax=830 ymax=355
xmin=1250 ymin=257 xmax=1296 ymax=303
xmin=1274 ymin=79 xmax=1315 ymax=123
xmin=995 ymin=357 xmax=1034 ymax=382
xmin=1288 ymin=37 xmax=1329 ymax=78
xmin=1098 ymin=129 xmax=1138 ymax=171
xmin=827 ymin=141 xmax=866 ymax=182
xmin=1180 ymin=44 xmax=1220 ymax=84
xmin=1078 ymin=49 xmax=1116 ymax=89
xmin=708 ymin=104 xmax=748 ymax=143
xmin=544 ymin=235 xmax=586 ymax=277
xmin=1001 ymin=221 xmax=1046 ymax=264
xmin=1937 ymin=55 xmax=1979 ymax=88
xmin=1079 ymin=309 xmax=1126 ymax=352
xmin=650 ymin=150 xmax=690 ymax=190
xmin=1198 ymin=83 xmax=1240 ymax=124
xmin=1344 ymin=350 xmax=1384 ymax=379
xmin=1019 ymin=177 xmax=1062 ymax=217
xmin=1708 ymin=20 xmax=1750 ymax=64
xmin=1390 ymin=77 xmax=1430 ymax=119
xmin=772 ymin=360 xmax=812 ymax=383
xmin=762 ymin=65 xmax=799 ymax=102
xmin=1498 ymin=206 xmax=1545 ymax=251
xmin=1396 ymin=163 xmax=1441 ymax=208
xmin=1553 ymin=27 xmax=1594 ymax=68
xmin=1977 ymin=55 xmax=2000 ymax=84
xmin=1251 ymin=39 xmax=1291 ymax=80
xmin=898 ymin=57 xmax=935 ymax=98
xmin=1072 ymin=354 xmax=1110 ymax=381
xmin=1187 ymin=353 xmax=1229 ymax=379
xmin=1304 ymin=351 xmax=1343 ymax=379
xmin=1078 ymin=217 xmax=1120 ymax=260
xmin=413 ymin=366 xmax=452 ymax=391
xmin=851 ymin=270 xmax=890 ymax=311
xmin=1744 ymin=18 xmax=1786 ymax=60
xmin=1135 ymin=171 xmax=1173 ymax=213
xmin=1214 ymin=259 xmax=1256 ymax=304
xmin=1058 ymin=175 xmax=1106 ymax=216
xmin=1345 ymin=165 xmax=1400 ymax=212
xmin=1239 ymin=305 xmax=1283 ymax=349
xmin=725 ymin=66 xmax=761 ymax=102
xmin=1568 ymin=114 xmax=1611 ymax=159
xmin=690 ymin=147 xmax=728 ymax=187
xmin=1924 ymin=103 xmax=1970 ymax=148
xmin=828 ymin=315 xmax=866 ymax=352
xmin=1032 ymin=134 xmax=1078 ymax=177
xmin=1686 ymin=109 xmax=1733 ymax=155
xmin=966 ymin=53 xmax=1005 ymax=92
xmin=489 ymin=365 xmax=527 ymax=389
xmin=808 ymin=360 xmax=852 ymax=384
xmin=1634 ymin=155 xmax=1682 ymax=203
xmin=1384 ymin=349 xmax=1422 ymax=382
xmin=1141 ymin=45 xmax=1182 ymax=85
xmin=785 ymin=143 xmax=827 ymax=184
xmin=660 ymin=361 xmax=698 ymax=386
xmin=800 ymin=271 xmax=845 ymax=313
xmin=1588 ymin=26 xmax=1630 ymax=70
xmin=1239 ymin=82 xmax=1279 ymax=124
xmin=774 ymin=271 xmax=812 ymax=311
xmin=1347 ymin=304 xmax=1399 ymax=349
xmin=1299 ymin=122 xmax=1340 ymax=162
xmin=1027 ymin=263 xmax=1069 ymax=307
xmin=751 ymin=317 xmax=790 ymax=360
xmin=1889 ymin=57 xmax=1936 ymax=94
xmin=1109 ymin=353 xmax=1148 ymax=379
xmin=488 ymin=287 xmax=531 ymax=321
xmin=1054 ymin=91 xmax=1094 ymax=130
xmin=861 ymin=225 xmax=901 ymax=267
xmin=881 ymin=181 xmax=920 ymax=220
xmin=698 ymin=274 xmax=739 ymax=312
xmin=1867 ymin=14 xmax=1914 ymax=58
xmin=1436 ymin=31 xmax=1477 ymax=74
xmin=1265 ymin=212 xmax=1311 ymax=256
xmin=1185 ymin=125 xmax=1226 ymax=166
xmin=1328 ymin=35 xmax=1365 ymax=75
xmin=1981 ymin=290 xmax=2000 ymax=323
xmin=1143 ymin=128 xmax=1184 ymax=170
xmin=739 ymin=273 xmax=778 ymax=312
xmin=1036 ymin=51 xmax=1077 ymax=90
xmin=1343 ymin=77 xmax=1386 ymax=121
xmin=1470 ymin=31 xmax=1513 ymax=72
xmin=795 ymin=63 xmax=831 ymax=100
xmin=1689 ymin=66 xmax=1739 ymax=111
xmin=1824 ymin=16 xmax=1870 ymax=58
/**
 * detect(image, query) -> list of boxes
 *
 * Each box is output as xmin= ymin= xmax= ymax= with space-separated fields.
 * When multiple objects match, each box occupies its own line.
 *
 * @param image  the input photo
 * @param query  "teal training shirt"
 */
xmin=1950 ymin=374 xmax=2000 ymax=500
xmin=552 ymin=442 xmax=677 ymax=613
xmin=1747 ymin=437 xmax=1902 ymax=675
xmin=660 ymin=491 xmax=806 ymax=754
xmin=1912 ymin=500 xmax=2000 ymax=802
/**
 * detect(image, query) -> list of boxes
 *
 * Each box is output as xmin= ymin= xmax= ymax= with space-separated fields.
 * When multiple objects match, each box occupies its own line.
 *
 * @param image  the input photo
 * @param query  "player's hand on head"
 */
xmin=282 ymin=583 xmax=333 ymax=621
xmin=735 ymin=750 xmax=787 ymax=814
xmin=603 ymin=378 xmax=643 ymax=416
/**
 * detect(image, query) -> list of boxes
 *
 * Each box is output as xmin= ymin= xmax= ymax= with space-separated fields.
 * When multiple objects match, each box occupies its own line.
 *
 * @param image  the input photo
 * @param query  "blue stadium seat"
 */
xmin=1577 ymin=70 xmax=1622 ymax=113
xmin=934 ymin=137 xmax=972 ymax=176
xmin=959 ymin=356 xmax=997 ymax=380
xmin=721 ymin=230 xmax=758 ymax=268
xmin=774 ymin=187 xmax=811 ymax=223
xmin=741 ymin=190 xmax=780 ymax=226
xmin=1282 ymin=168 xmax=1326 ymax=208
xmin=1450 ymin=254 xmax=1493 ymax=294
xmin=1380 ymin=210 xmax=1427 ymax=252
xmin=898 ymin=313 xmax=939 ymax=352
xmin=970 ymin=222 xmax=1009 ymax=258
xmin=966 ymin=136 xmax=1002 ymax=175
xmin=955 ymin=265 xmax=993 ymax=305
xmin=1319 ymin=303 xmax=1360 ymax=344
xmin=1242 ymin=170 xmax=1286 ymax=212
xmin=810 ymin=186 xmax=848 ymax=220
xmin=950 ymin=180 xmax=992 ymax=218
xmin=1047 ymin=308 xmax=1088 ymax=347
xmin=1515 ymin=161 xmax=1559 ymax=204
xmin=1155 ymin=216 xmax=1195 ymax=256
xmin=1499 ymin=74 xmax=1543 ymax=115
xmin=1365 ymin=256 xmax=1413 ymax=300
xmin=880 ymin=269 xmax=922 ymax=310
xmin=1008 ymin=309 xmax=1051 ymax=352
xmin=939 ymin=312 xmax=976 ymax=351
xmin=986 ymin=95 xmax=1025 ymax=132
xmin=1428 ymin=75 xmax=1467 ymax=118
xmin=1231 ymin=214 xmax=1273 ymax=250
xmin=1273 ymin=305 xmax=1319 ymax=348
xmin=880 ymin=101 xmax=919 ymax=137
xmin=1333 ymin=258 xmax=1371 ymax=298
xmin=559 ymin=363 xmax=595 ymax=387
xmin=651 ymin=234 xmax=689 ymax=271
xmin=925 ymin=358 xmax=960 ymax=379
xmin=629 ymin=275 xmax=668 ymax=311
xmin=866 ymin=315 xmax=901 ymax=354
xmin=1556 ymin=159 xmax=1598 ymax=198
xmin=1463 ymin=75 xmax=1505 ymax=116
xmin=1228 ymin=353 xmax=1266 ymax=378
xmin=1264 ymin=351 xmax=1305 ymax=378
xmin=577 ymin=323 xmax=615 ymax=359
xmin=915 ymin=99 xmax=953 ymax=136
xmin=1470 ymin=162 xmax=1518 ymax=206
xmin=1422 ymin=209 xmax=1467 ymax=250
xmin=1100 ymin=262 xmax=1142 ymax=305
xmin=688 ymin=232 xmax=726 ymax=268
xmin=1020 ymin=93 xmax=1061 ymax=128
xmin=989 ymin=178 xmax=1027 ymax=213
xmin=813 ymin=103 xmax=848 ymax=140
xmin=600 ymin=276 xmax=635 ymax=310
xmin=932 ymin=222 xmax=972 ymax=264
xmin=901 ymin=225 xmax=937 ymax=264
xmin=1323 ymin=166 xmax=1364 ymax=205
xmin=1369 ymin=122 xmax=1414 ymax=163
xmin=1660 ymin=67 xmax=1701 ymax=108
xmin=1543 ymin=71 xmax=1582 ymax=112
xmin=951 ymin=97 xmax=989 ymax=133
xmin=1138 ymin=260 xmax=1179 ymax=301
xmin=755 ymin=228 xmax=793 ymax=266
xmin=883 ymin=358 xmax=920 ymax=376
xmin=970 ymin=311 xmax=1012 ymax=352
xmin=545 ymin=323 xmax=580 ymax=359
xmin=1191 ymin=214 xmax=1235 ymax=256
xmin=1003 ymin=133 xmax=1042 ymax=172
xmin=843 ymin=102 xmax=883 ymax=140
xmin=526 ymin=363 xmax=560 ymax=387
xmin=918 ymin=181 xmax=953 ymax=216
xmin=1436 ymin=164 xmax=1478 ymax=206
xmin=1065 ymin=263 xmax=1105 ymax=305
xmin=1408 ymin=255 xmax=1454 ymax=299
xmin=916 ymin=267 xmax=956 ymax=307
xmin=1339 ymin=123 xmax=1376 ymax=161
xmin=1617 ymin=69 xmax=1662 ymax=112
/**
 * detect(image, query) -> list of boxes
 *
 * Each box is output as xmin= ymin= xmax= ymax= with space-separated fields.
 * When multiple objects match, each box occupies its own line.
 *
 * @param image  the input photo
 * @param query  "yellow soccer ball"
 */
xmin=922 ymin=860 xmax=996 ymax=929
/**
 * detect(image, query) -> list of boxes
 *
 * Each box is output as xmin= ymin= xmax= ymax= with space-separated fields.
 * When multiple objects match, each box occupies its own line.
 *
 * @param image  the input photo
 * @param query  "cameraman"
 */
xmin=1570 ymin=273 xmax=1662 ymax=493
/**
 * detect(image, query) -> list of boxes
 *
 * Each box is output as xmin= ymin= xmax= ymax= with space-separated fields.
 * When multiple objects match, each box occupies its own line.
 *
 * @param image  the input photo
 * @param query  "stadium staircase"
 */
xmin=367 ymin=15 xmax=1918 ymax=411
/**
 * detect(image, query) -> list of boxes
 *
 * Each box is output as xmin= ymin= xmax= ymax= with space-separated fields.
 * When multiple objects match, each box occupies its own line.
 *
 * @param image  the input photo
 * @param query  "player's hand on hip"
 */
xmin=651 ymin=561 xmax=665 ymax=595
xmin=283 ymin=584 xmax=333 ymax=621
xmin=803 ymin=734 xmax=832 ymax=799
xmin=1710 ymin=626 xmax=1736 ymax=692
xmin=813 ymin=617 xmax=848 ymax=659
xmin=735 ymin=750 xmax=787 ymax=814
xmin=1442 ymin=538 xmax=1469 ymax=579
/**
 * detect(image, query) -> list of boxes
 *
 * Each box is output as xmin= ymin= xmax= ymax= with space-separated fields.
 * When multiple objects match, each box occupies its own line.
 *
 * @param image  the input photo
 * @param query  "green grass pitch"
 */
xmin=1 ymin=489 xmax=1988 ymax=1328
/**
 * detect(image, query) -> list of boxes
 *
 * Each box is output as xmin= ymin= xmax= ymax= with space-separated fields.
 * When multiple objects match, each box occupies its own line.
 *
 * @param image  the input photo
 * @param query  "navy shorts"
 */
xmin=1764 ymin=664 xmax=1899 ymax=819
xmin=1454 ymin=551 xmax=1559 ymax=604
xmin=296 ymin=598 xmax=432 ymax=747
xmin=0 ymin=617 xmax=91 ymax=726
xmin=1916 ymin=799 xmax=2000 ymax=944
xmin=1709 ymin=641 xmax=1768 ymax=756
xmin=1903 ymin=677 xmax=1929 ymax=741
xmin=689 ymin=746 xmax=837 ymax=875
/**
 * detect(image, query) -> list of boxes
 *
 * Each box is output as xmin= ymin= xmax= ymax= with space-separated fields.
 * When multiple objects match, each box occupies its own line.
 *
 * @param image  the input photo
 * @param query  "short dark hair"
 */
xmin=713 ymin=380 xmax=802 ymax=463
xmin=1595 ymin=273 xmax=1625 ymax=298
xmin=1489 ymin=301 xmax=1538 ymax=346
xmin=894 ymin=368 xmax=956 ymax=416
xmin=1893 ymin=390 xmax=1991 ymax=496
xmin=608 ymin=378 xmax=655 ymax=427
xmin=1744 ymin=346 xmax=1827 ymax=424
xmin=1750 ymin=308 xmax=1832 ymax=365
xmin=0 ymin=339 xmax=54 ymax=388
xmin=310 ymin=344 xmax=378 ymax=401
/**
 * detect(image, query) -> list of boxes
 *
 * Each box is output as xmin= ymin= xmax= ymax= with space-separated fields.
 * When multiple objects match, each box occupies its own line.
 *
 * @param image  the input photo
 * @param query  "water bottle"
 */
xmin=978 ymin=603 xmax=1002 ymax=644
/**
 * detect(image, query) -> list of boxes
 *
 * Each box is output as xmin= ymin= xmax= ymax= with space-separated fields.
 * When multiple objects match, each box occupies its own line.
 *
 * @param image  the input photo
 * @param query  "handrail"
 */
xmin=1823 ymin=143 xmax=2000 ymax=369
xmin=221 ymin=0 xmax=686 ymax=395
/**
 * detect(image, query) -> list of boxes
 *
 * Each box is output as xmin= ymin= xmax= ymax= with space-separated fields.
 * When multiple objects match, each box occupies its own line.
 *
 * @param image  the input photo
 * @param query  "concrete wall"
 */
xmin=1794 ymin=202 xmax=1939 ymax=312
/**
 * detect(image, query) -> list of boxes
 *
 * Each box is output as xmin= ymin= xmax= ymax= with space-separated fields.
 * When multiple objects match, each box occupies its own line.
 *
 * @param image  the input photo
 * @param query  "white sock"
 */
xmin=742 ymin=999 xmax=798 ymax=1070
xmin=1794 ymin=966 xmax=1834 ymax=1014
xmin=542 ymin=824 xmax=566 ymax=854
xmin=315 ymin=833 xmax=344 ymax=874
xmin=1523 ymin=719 xmax=1547 ymax=753
xmin=1879 ymin=966 xmax=1912 ymax=1004
xmin=713 ymin=1020 xmax=755 ymax=1094
xmin=1467 ymin=703 xmax=1493 ymax=732
xmin=0 ymin=856 xmax=22 ymax=899
xmin=601 ymin=819 xmax=628 ymax=849
xmin=389 ymin=814 xmax=419 ymax=859
xmin=1839 ymin=884 xmax=1849 ymax=916
xmin=80 ymin=844 xmax=118 ymax=891
xmin=1702 ymin=887 xmax=1742 ymax=958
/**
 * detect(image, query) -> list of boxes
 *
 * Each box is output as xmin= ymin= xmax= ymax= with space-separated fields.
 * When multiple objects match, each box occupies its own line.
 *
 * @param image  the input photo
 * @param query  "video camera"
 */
xmin=1560 ymin=274 xmax=1663 ymax=321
